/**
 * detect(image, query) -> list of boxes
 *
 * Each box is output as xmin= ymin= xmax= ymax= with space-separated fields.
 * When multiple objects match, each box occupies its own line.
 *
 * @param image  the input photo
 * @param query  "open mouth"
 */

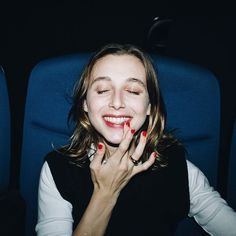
xmin=103 ymin=116 xmax=132 ymax=127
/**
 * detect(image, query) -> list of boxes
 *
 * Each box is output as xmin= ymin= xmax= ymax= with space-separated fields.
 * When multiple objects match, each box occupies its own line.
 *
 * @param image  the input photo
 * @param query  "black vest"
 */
xmin=45 ymin=146 xmax=189 ymax=236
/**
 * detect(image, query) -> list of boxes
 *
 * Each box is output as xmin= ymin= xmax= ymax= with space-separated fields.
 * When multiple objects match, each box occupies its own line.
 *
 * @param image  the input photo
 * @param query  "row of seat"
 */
xmin=0 ymin=67 xmax=11 ymax=191
xmin=0 ymin=53 xmax=235 ymax=236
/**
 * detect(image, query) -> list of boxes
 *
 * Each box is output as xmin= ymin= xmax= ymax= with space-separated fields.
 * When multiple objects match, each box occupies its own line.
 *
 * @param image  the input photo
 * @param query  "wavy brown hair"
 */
xmin=61 ymin=43 xmax=180 ymax=169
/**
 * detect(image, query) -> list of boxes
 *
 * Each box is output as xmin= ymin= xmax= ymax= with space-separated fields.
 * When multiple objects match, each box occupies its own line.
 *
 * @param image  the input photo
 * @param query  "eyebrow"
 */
xmin=90 ymin=76 xmax=111 ymax=86
xmin=126 ymin=77 xmax=146 ymax=88
xmin=91 ymin=76 xmax=146 ymax=88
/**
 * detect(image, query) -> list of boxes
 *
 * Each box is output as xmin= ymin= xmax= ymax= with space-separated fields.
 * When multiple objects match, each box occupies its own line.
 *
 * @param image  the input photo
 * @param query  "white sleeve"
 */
xmin=35 ymin=162 xmax=74 ymax=236
xmin=187 ymin=160 xmax=236 ymax=236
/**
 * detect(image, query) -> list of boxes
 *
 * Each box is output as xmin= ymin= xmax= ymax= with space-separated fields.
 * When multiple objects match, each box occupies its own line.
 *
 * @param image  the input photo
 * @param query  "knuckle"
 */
xmin=89 ymin=162 xmax=94 ymax=168
xmin=118 ymin=143 xmax=127 ymax=153
xmin=90 ymin=163 xmax=98 ymax=171
xmin=131 ymin=153 xmax=141 ymax=163
xmin=142 ymin=164 xmax=149 ymax=171
xmin=118 ymin=164 xmax=128 ymax=172
xmin=136 ymin=145 xmax=145 ymax=155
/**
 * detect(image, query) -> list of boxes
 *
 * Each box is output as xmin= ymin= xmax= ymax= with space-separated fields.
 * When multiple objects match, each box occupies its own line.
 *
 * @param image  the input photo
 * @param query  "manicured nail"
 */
xmin=131 ymin=129 xmax=135 ymax=134
xmin=98 ymin=143 xmax=103 ymax=150
xmin=126 ymin=121 xmax=130 ymax=127
xmin=142 ymin=131 xmax=147 ymax=137
xmin=153 ymin=152 xmax=158 ymax=158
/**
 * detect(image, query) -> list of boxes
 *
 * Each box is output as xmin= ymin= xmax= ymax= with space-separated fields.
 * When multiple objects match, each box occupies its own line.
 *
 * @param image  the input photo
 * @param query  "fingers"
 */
xmin=127 ymin=131 xmax=147 ymax=166
xmin=90 ymin=143 xmax=105 ymax=169
xmin=122 ymin=120 xmax=130 ymax=139
xmin=114 ymin=122 xmax=135 ymax=158
xmin=91 ymin=121 xmax=134 ymax=169
xmin=132 ymin=152 xmax=157 ymax=176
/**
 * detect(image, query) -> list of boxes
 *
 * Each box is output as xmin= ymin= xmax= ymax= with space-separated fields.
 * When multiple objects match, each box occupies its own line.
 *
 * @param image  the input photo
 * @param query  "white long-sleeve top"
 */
xmin=35 ymin=160 xmax=236 ymax=236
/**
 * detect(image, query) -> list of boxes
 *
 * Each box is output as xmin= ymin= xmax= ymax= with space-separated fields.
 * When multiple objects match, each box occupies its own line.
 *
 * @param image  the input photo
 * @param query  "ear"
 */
xmin=146 ymin=103 xmax=151 ymax=115
xmin=83 ymin=99 xmax=88 ymax=112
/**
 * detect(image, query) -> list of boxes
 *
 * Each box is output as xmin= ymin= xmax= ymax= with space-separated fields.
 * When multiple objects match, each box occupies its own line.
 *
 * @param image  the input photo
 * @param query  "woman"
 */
xmin=36 ymin=44 xmax=236 ymax=236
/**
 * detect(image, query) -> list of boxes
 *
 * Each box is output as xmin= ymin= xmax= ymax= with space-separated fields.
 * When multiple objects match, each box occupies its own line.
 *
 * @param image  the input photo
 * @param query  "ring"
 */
xmin=129 ymin=155 xmax=139 ymax=166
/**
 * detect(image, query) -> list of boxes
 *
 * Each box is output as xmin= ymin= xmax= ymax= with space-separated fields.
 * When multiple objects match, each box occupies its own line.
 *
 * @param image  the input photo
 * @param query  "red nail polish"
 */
xmin=98 ymin=143 xmax=103 ymax=150
xmin=142 ymin=131 xmax=147 ymax=137
xmin=126 ymin=121 xmax=130 ymax=127
xmin=153 ymin=152 xmax=158 ymax=158
xmin=131 ymin=129 xmax=135 ymax=134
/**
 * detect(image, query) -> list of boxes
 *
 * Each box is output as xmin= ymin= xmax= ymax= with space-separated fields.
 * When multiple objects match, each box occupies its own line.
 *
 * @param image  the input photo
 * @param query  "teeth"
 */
xmin=104 ymin=117 xmax=130 ymax=124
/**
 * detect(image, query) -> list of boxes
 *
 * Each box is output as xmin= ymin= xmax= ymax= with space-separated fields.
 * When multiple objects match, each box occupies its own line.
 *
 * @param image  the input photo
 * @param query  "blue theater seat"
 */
xmin=20 ymin=54 xmax=91 ymax=236
xmin=227 ymin=120 xmax=236 ymax=210
xmin=20 ymin=53 xmax=220 ymax=236
xmin=0 ymin=67 xmax=11 ymax=191
xmin=152 ymin=55 xmax=220 ymax=236
xmin=0 ymin=67 xmax=25 ymax=236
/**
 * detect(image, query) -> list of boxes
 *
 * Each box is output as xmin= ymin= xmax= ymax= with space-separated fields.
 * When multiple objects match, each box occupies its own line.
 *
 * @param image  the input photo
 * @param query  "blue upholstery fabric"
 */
xmin=20 ymin=54 xmax=91 ymax=236
xmin=20 ymin=53 xmax=220 ymax=236
xmin=227 ymin=120 xmax=236 ymax=210
xmin=152 ymin=55 xmax=220 ymax=186
xmin=0 ymin=67 xmax=11 ymax=191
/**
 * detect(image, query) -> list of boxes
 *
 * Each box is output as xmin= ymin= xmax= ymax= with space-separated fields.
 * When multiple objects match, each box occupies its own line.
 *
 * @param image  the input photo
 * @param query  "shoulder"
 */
xmin=42 ymin=151 xmax=92 ymax=208
xmin=43 ymin=150 xmax=90 ymax=190
xmin=39 ymin=161 xmax=53 ymax=188
xmin=186 ymin=160 xmax=211 ymax=193
xmin=154 ymin=143 xmax=188 ymax=181
xmin=43 ymin=150 xmax=76 ymax=186
xmin=45 ymin=150 xmax=89 ymax=168
xmin=44 ymin=150 xmax=68 ymax=163
xmin=164 ymin=143 xmax=186 ymax=156
xmin=44 ymin=150 xmax=77 ymax=171
xmin=163 ymin=143 xmax=187 ymax=167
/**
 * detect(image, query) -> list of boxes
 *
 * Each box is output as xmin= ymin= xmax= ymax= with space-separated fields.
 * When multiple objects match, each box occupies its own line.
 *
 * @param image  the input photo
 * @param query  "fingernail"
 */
xmin=153 ymin=152 xmax=158 ymax=158
xmin=126 ymin=121 xmax=130 ymax=127
xmin=131 ymin=129 xmax=135 ymax=134
xmin=142 ymin=131 xmax=147 ymax=137
xmin=98 ymin=143 xmax=103 ymax=150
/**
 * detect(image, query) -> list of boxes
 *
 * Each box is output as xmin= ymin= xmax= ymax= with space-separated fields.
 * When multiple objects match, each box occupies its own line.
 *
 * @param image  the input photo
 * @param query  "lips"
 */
xmin=103 ymin=115 xmax=132 ymax=127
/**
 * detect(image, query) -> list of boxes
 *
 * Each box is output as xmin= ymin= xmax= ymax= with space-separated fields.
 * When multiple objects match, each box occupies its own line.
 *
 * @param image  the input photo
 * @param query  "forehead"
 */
xmin=90 ymin=54 xmax=146 ymax=83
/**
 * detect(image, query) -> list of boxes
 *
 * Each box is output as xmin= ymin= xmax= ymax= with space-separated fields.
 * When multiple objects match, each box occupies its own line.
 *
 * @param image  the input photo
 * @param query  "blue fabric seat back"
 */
xmin=0 ymin=67 xmax=11 ymax=191
xmin=152 ymin=55 xmax=220 ymax=185
xmin=227 ymin=120 xmax=236 ymax=210
xmin=20 ymin=54 xmax=91 ymax=236
xmin=20 ymin=53 xmax=220 ymax=236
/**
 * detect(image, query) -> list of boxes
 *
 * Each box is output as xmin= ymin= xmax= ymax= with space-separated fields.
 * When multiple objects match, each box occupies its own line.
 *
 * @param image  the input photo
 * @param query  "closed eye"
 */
xmin=126 ymin=90 xmax=141 ymax=95
xmin=97 ymin=90 xmax=110 ymax=94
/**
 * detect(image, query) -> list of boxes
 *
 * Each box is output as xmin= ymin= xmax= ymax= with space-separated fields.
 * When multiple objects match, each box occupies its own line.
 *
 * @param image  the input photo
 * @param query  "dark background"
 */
xmin=0 ymin=1 xmax=235 ymax=198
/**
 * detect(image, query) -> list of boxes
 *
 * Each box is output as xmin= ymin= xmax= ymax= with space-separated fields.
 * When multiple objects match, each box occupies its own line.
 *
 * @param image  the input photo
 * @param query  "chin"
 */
xmin=103 ymin=135 xmax=123 ymax=146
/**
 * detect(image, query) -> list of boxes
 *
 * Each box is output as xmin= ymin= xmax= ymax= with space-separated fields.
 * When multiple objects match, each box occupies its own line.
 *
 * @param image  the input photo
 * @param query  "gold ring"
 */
xmin=129 ymin=155 xmax=139 ymax=166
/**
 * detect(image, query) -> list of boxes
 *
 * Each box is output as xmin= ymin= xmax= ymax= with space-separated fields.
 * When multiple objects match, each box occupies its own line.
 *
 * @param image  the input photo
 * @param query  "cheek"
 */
xmin=86 ymin=97 xmax=106 ymax=113
xmin=128 ymin=98 xmax=150 ymax=115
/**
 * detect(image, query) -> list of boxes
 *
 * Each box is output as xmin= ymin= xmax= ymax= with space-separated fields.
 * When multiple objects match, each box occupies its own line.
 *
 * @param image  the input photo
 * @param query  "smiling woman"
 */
xmin=63 ymin=44 xmax=168 ymax=167
xmin=83 ymin=54 xmax=150 ymax=145
xmin=35 ymin=43 xmax=236 ymax=236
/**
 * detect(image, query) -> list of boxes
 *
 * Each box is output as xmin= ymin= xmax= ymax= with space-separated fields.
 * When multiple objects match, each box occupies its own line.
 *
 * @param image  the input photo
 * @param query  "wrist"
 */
xmin=92 ymin=187 xmax=119 ymax=207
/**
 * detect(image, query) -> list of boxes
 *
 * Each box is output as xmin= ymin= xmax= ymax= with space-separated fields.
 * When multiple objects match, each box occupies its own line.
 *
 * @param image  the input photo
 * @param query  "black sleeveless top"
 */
xmin=45 ymin=145 xmax=189 ymax=236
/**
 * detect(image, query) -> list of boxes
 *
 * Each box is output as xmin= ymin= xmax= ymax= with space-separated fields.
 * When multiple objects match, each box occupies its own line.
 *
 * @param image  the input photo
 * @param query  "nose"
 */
xmin=109 ymin=90 xmax=125 ymax=110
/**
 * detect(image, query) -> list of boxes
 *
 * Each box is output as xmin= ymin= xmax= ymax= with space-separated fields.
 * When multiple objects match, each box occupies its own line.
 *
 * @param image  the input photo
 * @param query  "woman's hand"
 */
xmin=89 ymin=122 xmax=156 ymax=198
xmin=74 ymin=123 xmax=156 ymax=236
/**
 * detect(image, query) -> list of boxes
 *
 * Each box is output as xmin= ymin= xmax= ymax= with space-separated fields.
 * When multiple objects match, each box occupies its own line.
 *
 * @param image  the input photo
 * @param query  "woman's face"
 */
xmin=84 ymin=54 xmax=150 ymax=145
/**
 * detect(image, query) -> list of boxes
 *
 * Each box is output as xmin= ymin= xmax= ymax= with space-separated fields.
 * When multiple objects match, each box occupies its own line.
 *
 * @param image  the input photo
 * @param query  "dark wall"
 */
xmin=1 ymin=2 xmax=235 ymax=197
